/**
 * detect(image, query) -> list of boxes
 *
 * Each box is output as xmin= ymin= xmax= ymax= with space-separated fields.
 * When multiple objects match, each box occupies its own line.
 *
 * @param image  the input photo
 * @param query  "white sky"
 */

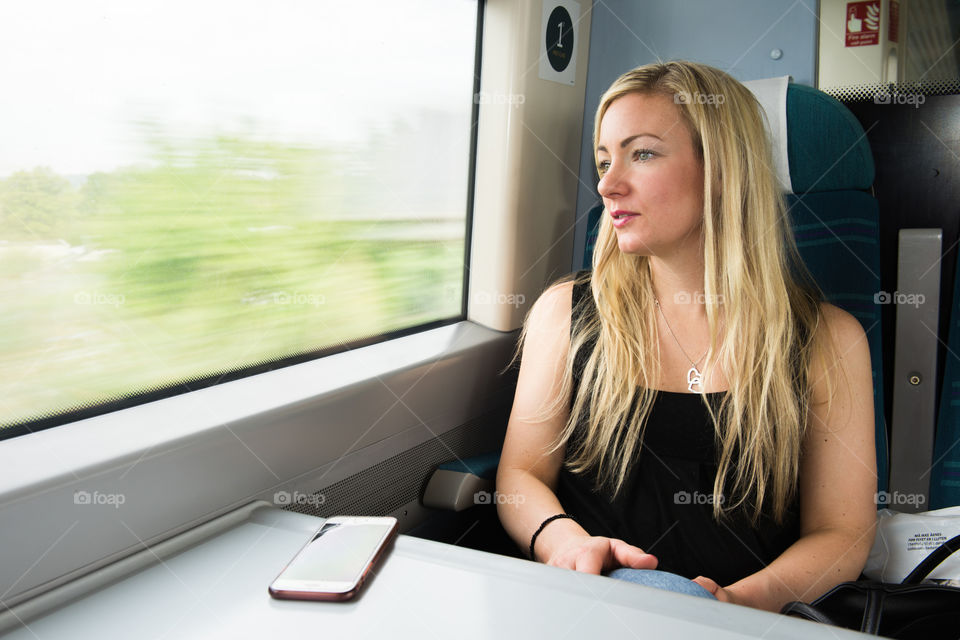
xmin=0 ymin=0 xmax=477 ymax=177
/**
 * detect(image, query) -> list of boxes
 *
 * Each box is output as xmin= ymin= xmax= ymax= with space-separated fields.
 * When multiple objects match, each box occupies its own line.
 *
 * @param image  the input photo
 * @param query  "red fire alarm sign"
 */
xmin=846 ymin=1 xmax=880 ymax=47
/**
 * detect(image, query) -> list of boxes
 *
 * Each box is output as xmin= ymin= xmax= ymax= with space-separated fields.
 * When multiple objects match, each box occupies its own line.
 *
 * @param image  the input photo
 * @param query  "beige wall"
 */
xmin=469 ymin=0 xmax=591 ymax=331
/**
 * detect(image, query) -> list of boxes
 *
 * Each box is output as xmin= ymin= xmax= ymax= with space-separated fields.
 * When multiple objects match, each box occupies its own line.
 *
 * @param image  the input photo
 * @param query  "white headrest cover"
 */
xmin=742 ymin=75 xmax=793 ymax=193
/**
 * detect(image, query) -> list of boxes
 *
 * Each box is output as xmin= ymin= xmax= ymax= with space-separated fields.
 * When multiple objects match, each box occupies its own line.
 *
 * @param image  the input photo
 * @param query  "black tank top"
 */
xmin=555 ymin=274 xmax=800 ymax=585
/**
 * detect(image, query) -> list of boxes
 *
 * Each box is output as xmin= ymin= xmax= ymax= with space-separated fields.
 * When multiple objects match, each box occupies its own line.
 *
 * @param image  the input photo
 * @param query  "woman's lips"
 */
xmin=610 ymin=209 xmax=639 ymax=228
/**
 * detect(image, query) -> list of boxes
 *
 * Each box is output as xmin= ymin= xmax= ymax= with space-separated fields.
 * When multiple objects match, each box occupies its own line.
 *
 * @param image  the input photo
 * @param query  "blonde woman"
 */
xmin=496 ymin=61 xmax=877 ymax=611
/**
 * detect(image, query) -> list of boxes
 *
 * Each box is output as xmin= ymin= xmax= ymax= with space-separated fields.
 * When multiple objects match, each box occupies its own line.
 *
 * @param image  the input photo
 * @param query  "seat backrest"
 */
xmin=582 ymin=82 xmax=889 ymax=493
xmin=784 ymin=83 xmax=887 ymax=494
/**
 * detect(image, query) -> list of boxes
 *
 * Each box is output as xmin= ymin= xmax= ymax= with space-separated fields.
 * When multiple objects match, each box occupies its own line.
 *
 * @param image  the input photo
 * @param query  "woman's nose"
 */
xmin=597 ymin=164 xmax=626 ymax=198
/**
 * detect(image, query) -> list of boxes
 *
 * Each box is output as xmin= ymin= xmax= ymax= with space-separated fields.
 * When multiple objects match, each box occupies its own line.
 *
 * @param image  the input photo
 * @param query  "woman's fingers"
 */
xmin=548 ymin=537 xmax=616 ymax=574
xmin=609 ymin=538 xmax=658 ymax=570
xmin=692 ymin=576 xmax=717 ymax=592
xmin=548 ymin=536 xmax=657 ymax=575
xmin=692 ymin=575 xmax=730 ymax=602
xmin=573 ymin=549 xmax=606 ymax=575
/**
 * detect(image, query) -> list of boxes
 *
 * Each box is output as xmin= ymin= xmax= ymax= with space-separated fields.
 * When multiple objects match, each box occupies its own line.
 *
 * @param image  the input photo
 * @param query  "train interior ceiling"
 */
xmin=2 ymin=0 xmax=960 ymax=636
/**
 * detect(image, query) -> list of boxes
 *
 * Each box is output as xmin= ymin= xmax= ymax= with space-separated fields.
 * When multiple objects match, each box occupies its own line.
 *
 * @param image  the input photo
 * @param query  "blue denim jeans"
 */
xmin=606 ymin=568 xmax=717 ymax=599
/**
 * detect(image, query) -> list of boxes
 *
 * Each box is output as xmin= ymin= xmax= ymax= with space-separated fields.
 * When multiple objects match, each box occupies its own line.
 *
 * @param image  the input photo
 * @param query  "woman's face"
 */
xmin=595 ymin=92 xmax=705 ymax=258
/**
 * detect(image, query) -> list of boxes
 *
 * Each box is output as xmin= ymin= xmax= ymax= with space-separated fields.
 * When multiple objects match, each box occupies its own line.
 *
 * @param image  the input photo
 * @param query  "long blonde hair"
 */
xmin=550 ymin=61 xmax=829 ymax=524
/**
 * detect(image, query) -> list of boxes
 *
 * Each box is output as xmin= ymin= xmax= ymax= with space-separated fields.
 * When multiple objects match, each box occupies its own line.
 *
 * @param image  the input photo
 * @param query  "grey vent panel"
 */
xmin=282 ymin=407 xmax=508 ymax=519
xmin=824 ymin=79 xmax=960 ymax=102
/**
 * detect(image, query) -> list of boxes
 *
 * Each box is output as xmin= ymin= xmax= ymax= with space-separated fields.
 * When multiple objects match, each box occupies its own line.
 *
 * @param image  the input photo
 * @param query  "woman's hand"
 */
xmin=692 ymin=576 xmax=733 ymax=603
xmin=546 ymin=535 xmax=658 ymax=575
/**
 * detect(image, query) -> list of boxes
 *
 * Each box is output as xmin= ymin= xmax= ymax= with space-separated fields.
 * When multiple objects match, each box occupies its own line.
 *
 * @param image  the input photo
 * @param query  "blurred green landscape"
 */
xmin=0 ymin=129 xmax=465 ymax=429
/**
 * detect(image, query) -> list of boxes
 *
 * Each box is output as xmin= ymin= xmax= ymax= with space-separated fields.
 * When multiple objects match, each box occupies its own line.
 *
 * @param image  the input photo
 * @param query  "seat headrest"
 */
xmin=786 ymin=83 xmax=875 ymax=193
xmin=745 ymin=78 xmax=875 ymax=194
xmin=743 ymin=76 xmax=793 ymax=191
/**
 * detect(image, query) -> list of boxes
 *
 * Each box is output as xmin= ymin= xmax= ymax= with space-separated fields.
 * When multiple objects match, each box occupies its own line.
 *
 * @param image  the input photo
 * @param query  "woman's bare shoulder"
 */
xmin=816 ymin=301 xmax=868 ymax=345
xmin=809 ymin=301 xmax=873 ymax=404
xmin=522 ymin=278 xmax=578 ymax=350
xmin=532 ymin=280 xmax=574 ymax=317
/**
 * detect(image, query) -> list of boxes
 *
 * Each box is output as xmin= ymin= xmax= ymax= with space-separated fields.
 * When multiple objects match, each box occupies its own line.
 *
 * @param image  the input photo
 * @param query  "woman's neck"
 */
xmin=648 ymin=256 xmax=709 ymax=319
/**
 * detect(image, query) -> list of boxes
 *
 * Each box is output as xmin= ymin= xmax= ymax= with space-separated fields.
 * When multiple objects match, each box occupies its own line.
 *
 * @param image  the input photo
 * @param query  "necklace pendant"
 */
xmin=687 ymin=366 xmax=703 ymax=393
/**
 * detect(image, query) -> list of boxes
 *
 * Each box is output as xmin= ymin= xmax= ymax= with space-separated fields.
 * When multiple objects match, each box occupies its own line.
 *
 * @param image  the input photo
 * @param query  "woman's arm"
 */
xmin=694 ymin=304 xmax=878 ymax=610
xmin=496 ymin=281 xmax=658 ymax=573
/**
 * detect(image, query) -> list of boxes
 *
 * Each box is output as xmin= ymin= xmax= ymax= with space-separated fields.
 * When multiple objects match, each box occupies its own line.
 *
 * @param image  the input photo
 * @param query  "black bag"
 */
xmin=780 ymin=533 xmax=960 ymax=638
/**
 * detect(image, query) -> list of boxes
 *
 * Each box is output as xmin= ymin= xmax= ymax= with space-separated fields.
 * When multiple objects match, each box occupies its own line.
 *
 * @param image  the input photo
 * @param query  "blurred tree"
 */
xmin=80 ymin=131 xmax=344 ymax=319
xmin=0 ymin=167 xmax=80 ymax=241
xmin=0 ymin=119 xmax=465 ymax=430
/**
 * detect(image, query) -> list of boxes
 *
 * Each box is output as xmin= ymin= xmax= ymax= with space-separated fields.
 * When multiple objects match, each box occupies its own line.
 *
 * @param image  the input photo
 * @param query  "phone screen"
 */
xmin=280 ymin=521 xmax=393 ymax=583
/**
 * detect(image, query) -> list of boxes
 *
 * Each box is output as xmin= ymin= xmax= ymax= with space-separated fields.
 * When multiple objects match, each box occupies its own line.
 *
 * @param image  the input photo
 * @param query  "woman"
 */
xmin=495 ymin=61 xmax=877 ymax=612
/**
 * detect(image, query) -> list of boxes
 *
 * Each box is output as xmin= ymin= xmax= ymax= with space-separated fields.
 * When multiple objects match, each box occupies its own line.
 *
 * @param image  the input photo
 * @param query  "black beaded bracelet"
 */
xmin=528 ymin=513 xmax=576 ymax=561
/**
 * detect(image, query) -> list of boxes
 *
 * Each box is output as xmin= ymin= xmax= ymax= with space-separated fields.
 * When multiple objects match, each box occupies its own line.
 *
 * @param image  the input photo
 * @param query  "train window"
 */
xmin=0 ymin=0 xmax=479 ymax=437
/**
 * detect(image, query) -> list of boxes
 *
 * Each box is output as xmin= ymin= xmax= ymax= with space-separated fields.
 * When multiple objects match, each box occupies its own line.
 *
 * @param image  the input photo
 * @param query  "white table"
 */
xmin=1 ymin=505 xmax=868 ymax=639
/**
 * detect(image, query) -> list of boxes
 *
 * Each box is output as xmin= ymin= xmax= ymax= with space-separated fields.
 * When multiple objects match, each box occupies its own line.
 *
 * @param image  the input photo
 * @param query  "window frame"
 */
xmin=1 ymin=0 xmax=484 ymax=440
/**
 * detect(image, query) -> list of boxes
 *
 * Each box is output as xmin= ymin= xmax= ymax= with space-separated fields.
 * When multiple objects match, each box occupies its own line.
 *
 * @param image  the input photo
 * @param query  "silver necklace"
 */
xmin=654 ymin=298 xmax=707 ymax=393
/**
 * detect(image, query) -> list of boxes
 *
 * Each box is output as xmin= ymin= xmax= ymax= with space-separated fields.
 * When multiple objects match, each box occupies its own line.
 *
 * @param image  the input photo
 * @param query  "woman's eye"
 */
xmin=633 ymin=148 xmax=654 ymax=162
xmin=597 ymin=160 xmax=610 ymax=175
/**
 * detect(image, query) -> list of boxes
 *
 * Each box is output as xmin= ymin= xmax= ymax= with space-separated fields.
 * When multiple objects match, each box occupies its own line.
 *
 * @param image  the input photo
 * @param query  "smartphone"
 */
xmin=268 ymin=515 xmax=398 ymax=601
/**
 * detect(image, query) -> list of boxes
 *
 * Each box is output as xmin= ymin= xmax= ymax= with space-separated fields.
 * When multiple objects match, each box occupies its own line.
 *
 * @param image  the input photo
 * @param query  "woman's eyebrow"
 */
xmin=596 ymin=132 xmax=664 ymax=153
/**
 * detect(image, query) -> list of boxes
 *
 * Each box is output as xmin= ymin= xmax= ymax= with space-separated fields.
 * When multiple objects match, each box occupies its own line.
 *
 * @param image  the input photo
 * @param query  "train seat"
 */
xmin=781 ymin=82 xmax=889 ymax=494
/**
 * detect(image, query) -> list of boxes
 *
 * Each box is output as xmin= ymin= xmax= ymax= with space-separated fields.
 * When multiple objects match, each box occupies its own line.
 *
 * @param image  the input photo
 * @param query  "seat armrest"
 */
xmin=422 ymin=452 xmax=500 ymax=511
